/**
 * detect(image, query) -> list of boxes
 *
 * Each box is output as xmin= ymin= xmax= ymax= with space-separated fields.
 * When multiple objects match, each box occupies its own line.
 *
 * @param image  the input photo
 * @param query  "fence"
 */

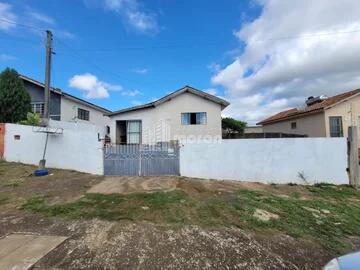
xmin=1 ymin=121 xmax=351 ymax=184
xmin=180 ymin=138 xmax=348 ymax=185
xmin=3 ymin=121 xmax=105 ymax=175
xmin=223 ymin=132 xmax=307 ymax=139
xmin=104 ymin=142 xmax=180 ymax=176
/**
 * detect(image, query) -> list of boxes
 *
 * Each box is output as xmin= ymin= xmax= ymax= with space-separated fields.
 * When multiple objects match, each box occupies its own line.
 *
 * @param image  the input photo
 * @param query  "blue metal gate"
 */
xmin=104 ymin=142 xmax=180 ymax=176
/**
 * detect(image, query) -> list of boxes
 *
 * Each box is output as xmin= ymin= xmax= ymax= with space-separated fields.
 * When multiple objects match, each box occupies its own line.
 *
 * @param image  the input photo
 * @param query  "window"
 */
xmin=127 ymin=120 xmax=141 ymax=144
xmin=78 ymin=108 xmax=90 ymax=121
xmin=31 ymin=102 xmax=44 ymax=116
xmin=329 ymin=116 xmax=343 ymax=137
xmin=181 ymin=112 xmax=207 ymax=125
xmin=291 ymin=122 xmax=297 ymax=129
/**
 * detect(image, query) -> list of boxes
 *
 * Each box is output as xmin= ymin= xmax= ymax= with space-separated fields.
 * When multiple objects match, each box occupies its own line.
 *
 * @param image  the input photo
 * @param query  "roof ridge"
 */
xmin=258 ymin=88 xmax=360 ymax=125
xmin=19 ymin=74 xmax=111 ymax=113
xmin=107 ymin=85 xmax=230 ymax=116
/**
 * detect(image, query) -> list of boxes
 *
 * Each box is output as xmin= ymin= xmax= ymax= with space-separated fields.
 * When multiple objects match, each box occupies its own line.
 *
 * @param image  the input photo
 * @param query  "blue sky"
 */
xmin=2 ymin=0 xmax=360 ymax=124
xmin=0 ymin=0 xmax=259 ymax=112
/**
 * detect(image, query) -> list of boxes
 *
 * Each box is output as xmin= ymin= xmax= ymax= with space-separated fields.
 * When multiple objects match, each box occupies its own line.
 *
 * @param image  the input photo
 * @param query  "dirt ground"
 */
xmin=87 ymin=176 xmax=179 ymax=194
xmin=0 ymin=213 xmax=330 ymax=270
xmin=88 ymin=175 xmax=313 ymax=198
xmin=0 ymin=161 xmax=354 ymax=269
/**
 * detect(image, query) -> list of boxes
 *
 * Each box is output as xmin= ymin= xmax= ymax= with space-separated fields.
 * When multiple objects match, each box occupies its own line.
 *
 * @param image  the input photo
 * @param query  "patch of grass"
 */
xmin=2 ymin=178 xmax=24 ymax=187
xmin=290 ymin=191 xmax=301 ymax=199
xmin=232 ymin=189 xmax=360 ymax=252
xmin=21 ymin=182 xmax=360 ymax=254
xmin=0 ymin=194 xmax=8 ymax=205
xmin=22 ymin=191 xmax=195 ymax=224
xmin=306 ymin=184 xmax=360 ymax=200
xmin=0 ymin=160 xmax=33 ymax=186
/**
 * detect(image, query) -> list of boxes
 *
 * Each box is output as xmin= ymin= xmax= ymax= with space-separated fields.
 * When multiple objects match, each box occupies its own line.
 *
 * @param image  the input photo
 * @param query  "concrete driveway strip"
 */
xmin=88 ymin=176 xmax=178 ymax=194
xmin=0 ymin=234 xmax=67 ymax=270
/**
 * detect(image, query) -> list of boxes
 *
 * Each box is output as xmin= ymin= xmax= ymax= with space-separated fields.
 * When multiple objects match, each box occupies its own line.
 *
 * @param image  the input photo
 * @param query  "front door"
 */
xmin=116 ymin=120 xmax=142 ymax=145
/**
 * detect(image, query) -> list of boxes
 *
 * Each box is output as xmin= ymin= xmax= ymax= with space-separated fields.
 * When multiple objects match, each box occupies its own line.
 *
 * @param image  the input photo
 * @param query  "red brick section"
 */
xmin=0 ymin=123 xmax=4 ymax=158
xmin=258 ymin=89 xmax=360 ymax=125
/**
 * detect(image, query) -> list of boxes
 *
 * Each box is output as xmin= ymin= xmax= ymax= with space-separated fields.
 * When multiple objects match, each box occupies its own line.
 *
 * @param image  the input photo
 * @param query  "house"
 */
xmin=257 ymin=89 xmax=360 ymax=140
xmin=20 ymin=75 xmax=110 ymax=127
xmin=106 ymin=86 xmax=230 ymax=144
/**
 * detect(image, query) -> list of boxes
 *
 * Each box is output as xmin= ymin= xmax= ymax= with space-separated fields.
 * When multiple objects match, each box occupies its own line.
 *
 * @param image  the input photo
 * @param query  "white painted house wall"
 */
xmin=60 ymin=97 xmax=110 ymax=127
xmin=109 ymin=92 xmax=222 ymax=144
xmin=180 ymin=138 xmax=348 ymax=185
xmin=4 ymin=120 xmax=105 ymax=174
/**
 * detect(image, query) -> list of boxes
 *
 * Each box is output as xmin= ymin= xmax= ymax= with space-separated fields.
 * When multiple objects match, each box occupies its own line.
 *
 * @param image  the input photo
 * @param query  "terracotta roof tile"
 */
xmin=258 ymin=88 xmax=360 ymax=125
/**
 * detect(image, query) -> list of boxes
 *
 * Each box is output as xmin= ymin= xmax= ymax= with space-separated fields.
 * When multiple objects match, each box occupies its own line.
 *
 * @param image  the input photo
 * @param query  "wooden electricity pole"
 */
xmin=43 ymin=30 xmax=53 ymax=124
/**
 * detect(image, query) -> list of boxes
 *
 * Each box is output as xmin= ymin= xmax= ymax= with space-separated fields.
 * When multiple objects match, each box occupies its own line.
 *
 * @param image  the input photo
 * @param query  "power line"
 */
xmin=266 ymin=29 xmax=360 ymax=41
xmin=53 ymin=37 xmax=139 ymax=85
xmin=245 ymin=29 xmax=360 ymax=45
xmin=0 ymin=18 xmax=45 ymax=32
xmin=0 ymin=18 xmax=145 ymax=86
xmin=3 ymin=17 xmax=360 ymax=51
xmin=0 ymin=18 xmax=139 ymax=87
xmin=53 ymin=29 xmax=360 ymax=52
xmin=57 ymin=42 xmax=223 ymax=52
xmin=4 ymin=17 xmax=360 ymax=86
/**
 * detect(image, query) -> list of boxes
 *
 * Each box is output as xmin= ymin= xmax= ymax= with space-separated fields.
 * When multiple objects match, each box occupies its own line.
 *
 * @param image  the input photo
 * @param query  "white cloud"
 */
xmin=0 ymin=3 xmax=75 ymax=40
xmin=103 ymin=0 xmax=159 ymax=33
xmin=0 ymin=2 xmax=17 ymax=30
xmin=121 ymin=89 xmax=142 ymax=96
xmin=56 ymin=30 xmax=76 ymax=39
xmin=207 ymin=62 xmax=221 ymax=73
xmin=132 ymin=68 xmax=148 ymax=74
xmin=69 ymin=73 xmax=122 ymax=99
xmin=204 ymin=88 xmax=218 ymax=96
xmin=131 ymin=100 xmax=143 ymax=106
xmin=212 ymin=0 xmax=360 ymax=124
xmin=130 ymin=96 xmax=158 ymax=106
xmin=150 ymin=97 xmax=158 ymax=102
xmin=27 ymin=10 xmax=55 ymax=25
xmin=26 ymin=9 xmax=76 ymax=39
xmin=0 ymin=53 xmax=16 ymax=61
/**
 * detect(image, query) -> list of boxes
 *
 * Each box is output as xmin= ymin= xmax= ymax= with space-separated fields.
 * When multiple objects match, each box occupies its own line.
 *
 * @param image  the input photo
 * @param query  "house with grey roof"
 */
xmin=106 ymin=86 xmax=230 ymax=144
xmin=20 ymin=75 xmax=229 ymax=144
xmin=20 ymin=75 xmax=111 ymax=127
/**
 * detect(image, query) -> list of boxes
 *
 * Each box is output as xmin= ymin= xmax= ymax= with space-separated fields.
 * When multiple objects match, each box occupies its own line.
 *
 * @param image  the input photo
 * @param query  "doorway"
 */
xmin=115 ymin=120 xmax=142 ymax=145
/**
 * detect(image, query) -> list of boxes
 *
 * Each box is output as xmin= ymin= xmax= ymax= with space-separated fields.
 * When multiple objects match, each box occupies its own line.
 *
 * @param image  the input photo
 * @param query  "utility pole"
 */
xmin=348 ymin=126 xmax=360 ymax=186
xmin=43 ymin=30 xmax=53 ymax=125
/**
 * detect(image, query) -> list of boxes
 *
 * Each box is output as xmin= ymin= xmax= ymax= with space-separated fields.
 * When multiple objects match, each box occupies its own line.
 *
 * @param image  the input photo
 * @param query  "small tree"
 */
xmin=19 ymin=112 xmax=41 ymax=126
xmin=222 ymin=117 xmax=247 ymax=137
xmin=0 ymin=68 xmax=31 ymax=123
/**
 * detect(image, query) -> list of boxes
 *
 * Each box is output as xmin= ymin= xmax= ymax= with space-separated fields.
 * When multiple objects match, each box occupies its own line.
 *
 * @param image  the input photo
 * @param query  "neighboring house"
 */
xmin=20 ymin=75 xmax=110 ymax=127
xmin=107 ymin=86 xmax=230 ymax=144
xmin=257 ymin=89 xmax=360 ymax=140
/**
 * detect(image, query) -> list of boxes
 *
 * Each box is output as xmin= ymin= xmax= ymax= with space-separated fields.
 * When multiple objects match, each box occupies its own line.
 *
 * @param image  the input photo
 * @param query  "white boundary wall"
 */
xmin=180 ymin=138 xmax=348 ymax=185
xmin=4 ymin=120 xmax=105 ymax=175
